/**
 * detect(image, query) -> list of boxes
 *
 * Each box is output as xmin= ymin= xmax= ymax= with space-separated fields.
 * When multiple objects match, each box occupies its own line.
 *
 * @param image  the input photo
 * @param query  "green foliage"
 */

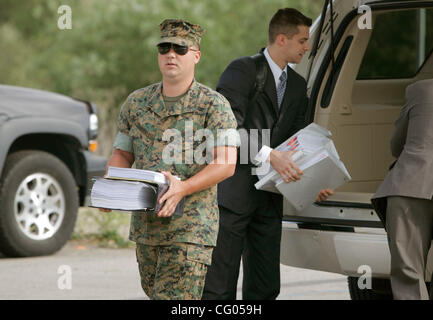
xmin=2 ymin=0 xmax=322 ymax=246
xmin=0 ymin=0 xmax=322 ymax=155
xmin=72 ymin=208 xmax=134 ymax=248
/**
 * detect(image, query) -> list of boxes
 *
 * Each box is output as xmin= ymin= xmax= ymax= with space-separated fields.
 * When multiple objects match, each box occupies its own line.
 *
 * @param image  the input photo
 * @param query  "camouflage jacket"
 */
xmin=115 ymin=80 xmax=239 ymax=246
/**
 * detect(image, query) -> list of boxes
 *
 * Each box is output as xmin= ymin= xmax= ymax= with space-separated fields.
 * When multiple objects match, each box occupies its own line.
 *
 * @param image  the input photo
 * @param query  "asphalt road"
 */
xmin=0 ymin=240 xmax=350 ymax=300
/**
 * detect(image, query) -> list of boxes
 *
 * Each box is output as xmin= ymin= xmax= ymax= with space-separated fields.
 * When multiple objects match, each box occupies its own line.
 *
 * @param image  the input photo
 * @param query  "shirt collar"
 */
xmin=147 ymin=79 xmax=200 ymax=118
xmin=264 ymin=48 xmax=288 ymax=88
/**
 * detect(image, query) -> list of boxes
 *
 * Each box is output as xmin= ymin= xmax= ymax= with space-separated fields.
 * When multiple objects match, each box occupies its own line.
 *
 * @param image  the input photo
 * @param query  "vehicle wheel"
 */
xmin=348 ymin=276 xmax=393 ymax=300
xmin=0 ymin=150 xmax=78 ymax=257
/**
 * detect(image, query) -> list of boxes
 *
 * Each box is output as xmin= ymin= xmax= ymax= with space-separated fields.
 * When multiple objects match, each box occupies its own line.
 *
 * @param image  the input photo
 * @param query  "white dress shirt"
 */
xmin=263 ymin=48 xmax=288 ymax=92
xmin=254 ymin=49 xmax=289 ymax=165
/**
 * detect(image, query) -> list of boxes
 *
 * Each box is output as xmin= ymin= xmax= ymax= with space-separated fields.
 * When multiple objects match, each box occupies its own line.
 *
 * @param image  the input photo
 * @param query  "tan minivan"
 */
xmin=281 ymin=0 xmax=433 ymax=299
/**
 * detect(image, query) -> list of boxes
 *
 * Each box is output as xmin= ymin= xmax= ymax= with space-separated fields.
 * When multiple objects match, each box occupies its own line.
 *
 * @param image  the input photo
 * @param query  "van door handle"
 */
xmin=339 ymin=104 xmax=352 ymax=115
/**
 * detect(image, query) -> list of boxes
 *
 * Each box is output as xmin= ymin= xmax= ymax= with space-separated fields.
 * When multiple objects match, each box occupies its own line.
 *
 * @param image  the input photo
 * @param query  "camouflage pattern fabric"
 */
xmin=158 ymin=19 xmax=205 ymax=47
xmin=116 ymin=80 xmax=238 ymax=247
xmin=136 ymin=242 xmax=213 ymax=300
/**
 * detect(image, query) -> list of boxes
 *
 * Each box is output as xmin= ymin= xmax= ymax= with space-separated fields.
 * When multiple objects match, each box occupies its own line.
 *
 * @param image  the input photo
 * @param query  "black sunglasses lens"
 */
xmin=173 ymin=44 xmax=188 ymax=55
xmin=157 ymin=43 xmax=171 ymax=54
xmin=157 ymin=43 xmax=189 ymax=55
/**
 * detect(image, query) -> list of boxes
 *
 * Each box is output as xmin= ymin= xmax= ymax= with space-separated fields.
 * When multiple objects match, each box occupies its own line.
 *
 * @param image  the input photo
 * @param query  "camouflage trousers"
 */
xmin=135 ymin=243 xmax=213 ymax=300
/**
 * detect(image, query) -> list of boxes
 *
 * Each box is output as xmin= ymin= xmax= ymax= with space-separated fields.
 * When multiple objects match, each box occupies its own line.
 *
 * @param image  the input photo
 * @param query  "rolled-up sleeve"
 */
xmin=205 ymin=94 xmax=240 ymax=150
xmin=113 ymin=92 xmax=135 ymax=152
xmin=113 ymin=132 xmax=133 ymax=153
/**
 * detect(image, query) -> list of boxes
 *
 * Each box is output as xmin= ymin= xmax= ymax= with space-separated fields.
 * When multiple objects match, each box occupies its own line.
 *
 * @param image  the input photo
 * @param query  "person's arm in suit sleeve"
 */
xmin=390 ymin=106 xmax=409 ymax=158
xmin=267 ymin=79 xmax=308 ymax=182
xmin=293 ymin=84 xmax=309 ymax=132
xmin=216 ymin=57 xmax=262 ymax=162
xmin=257 ymin=84 xmax=308 ymax=168
xmin=217 ymin=57 xmax=302 ymax=182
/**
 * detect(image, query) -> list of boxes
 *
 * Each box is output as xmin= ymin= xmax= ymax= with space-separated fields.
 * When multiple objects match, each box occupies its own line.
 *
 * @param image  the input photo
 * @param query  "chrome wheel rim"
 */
xmin=14 ymin=173 xmax=65 ymax=240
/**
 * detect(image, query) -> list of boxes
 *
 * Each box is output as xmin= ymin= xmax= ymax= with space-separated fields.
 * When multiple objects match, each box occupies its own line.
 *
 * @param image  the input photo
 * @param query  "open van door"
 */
xmin=280 ymin=0 xmax=433 ymax=299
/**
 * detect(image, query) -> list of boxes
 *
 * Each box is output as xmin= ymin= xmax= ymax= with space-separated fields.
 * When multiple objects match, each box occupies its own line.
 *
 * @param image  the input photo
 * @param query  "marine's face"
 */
xmin=282 ymin=25 xmax=310 ymax=64
xmin=158 ymin=42 xmax=201 ymax=81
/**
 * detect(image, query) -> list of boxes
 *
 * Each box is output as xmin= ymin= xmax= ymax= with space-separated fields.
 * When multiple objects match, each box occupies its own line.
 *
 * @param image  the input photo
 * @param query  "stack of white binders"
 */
xmin=91 ymin=178 xmax=157 ymax=211
xmin=90 ymin=167 xmax=184 ymax=216
xmin=254 ymin=123 xmax=351 ymax=211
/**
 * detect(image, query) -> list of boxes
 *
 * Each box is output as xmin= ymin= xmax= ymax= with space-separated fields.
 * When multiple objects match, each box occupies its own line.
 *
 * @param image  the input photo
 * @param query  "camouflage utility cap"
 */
xmin=158 ymin=19 xmax=205 ymax=47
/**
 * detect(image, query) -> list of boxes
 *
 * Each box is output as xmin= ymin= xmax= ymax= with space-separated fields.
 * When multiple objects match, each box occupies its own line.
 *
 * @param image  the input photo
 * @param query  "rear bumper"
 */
xmin=280 ymin=221 xmax=391 ymax=278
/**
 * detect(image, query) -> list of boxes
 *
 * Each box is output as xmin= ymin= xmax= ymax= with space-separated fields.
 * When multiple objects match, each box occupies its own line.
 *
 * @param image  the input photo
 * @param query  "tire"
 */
xmin=348 ymin=276 xmax=393 ymax=300
xmin=0 ymin=150 xmax=78 ymax=257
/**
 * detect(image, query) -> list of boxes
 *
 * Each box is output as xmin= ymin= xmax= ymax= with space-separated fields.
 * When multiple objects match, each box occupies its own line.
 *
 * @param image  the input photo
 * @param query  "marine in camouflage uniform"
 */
xmin=111 ymin=19 xmax=239 ymax=300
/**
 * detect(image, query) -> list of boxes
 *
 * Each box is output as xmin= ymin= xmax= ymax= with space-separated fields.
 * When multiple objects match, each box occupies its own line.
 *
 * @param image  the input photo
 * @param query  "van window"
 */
xmin=357 ymin=8 xmax=433 ymax=80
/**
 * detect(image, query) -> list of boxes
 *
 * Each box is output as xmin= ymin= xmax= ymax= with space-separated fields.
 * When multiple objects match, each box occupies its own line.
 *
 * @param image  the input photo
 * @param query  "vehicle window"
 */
xmin=357 ymin=8 xmax=433 ymax=80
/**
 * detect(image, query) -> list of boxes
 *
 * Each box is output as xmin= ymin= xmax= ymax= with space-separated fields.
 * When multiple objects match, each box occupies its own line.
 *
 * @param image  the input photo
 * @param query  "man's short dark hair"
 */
xmin=268 ymin=8 xmax=312 ymax=44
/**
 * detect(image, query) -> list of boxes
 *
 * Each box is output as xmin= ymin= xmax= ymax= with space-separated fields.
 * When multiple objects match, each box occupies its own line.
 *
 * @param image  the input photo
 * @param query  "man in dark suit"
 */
xmin=372 ymin=79 xmax=433 ymax=300
xmin=202 ymin=8 xmax=332 ymax=300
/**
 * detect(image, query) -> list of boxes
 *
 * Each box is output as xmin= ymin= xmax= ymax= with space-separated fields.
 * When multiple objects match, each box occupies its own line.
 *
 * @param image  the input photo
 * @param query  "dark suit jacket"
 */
xmin=217 ymin=51 xmax=308 ymax=215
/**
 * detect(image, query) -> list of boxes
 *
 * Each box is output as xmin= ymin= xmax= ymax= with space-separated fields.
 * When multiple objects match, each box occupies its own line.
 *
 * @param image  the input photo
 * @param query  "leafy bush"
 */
xmin=1 ymin=0 xmax=321 ymax=156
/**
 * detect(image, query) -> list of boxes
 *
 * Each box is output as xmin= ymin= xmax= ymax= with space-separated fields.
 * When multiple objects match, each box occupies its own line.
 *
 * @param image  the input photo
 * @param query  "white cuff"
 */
xmin=254 ymin=145 xmax=273 ymax=165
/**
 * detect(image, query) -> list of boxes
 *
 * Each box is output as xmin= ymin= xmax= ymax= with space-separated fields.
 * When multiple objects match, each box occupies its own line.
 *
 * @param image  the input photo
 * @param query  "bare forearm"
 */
xmin=106 ymin=149 xmax=134 ymax=172
xmin=158 ymin=146 xmax=237 ymax=217
xmin=182 ymin=162 xmax=235 ymax=197
xmin=181 ymin=146 xmax=236 ymax=197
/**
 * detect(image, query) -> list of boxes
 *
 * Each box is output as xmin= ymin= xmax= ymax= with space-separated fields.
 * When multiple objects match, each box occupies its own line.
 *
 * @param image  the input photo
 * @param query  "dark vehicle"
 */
xmin=0 ymin=84 xmax=107 ymax=257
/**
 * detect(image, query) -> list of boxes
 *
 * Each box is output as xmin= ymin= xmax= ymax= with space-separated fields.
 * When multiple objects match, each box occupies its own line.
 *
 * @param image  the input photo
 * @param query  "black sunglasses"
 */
xmin=157 ymin=43 xmax=198 ymax=55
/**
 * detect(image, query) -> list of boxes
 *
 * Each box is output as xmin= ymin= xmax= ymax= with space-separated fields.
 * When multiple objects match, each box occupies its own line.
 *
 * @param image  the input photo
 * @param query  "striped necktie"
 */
xmin=277 ymin=70 xmax=287 ymax=108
